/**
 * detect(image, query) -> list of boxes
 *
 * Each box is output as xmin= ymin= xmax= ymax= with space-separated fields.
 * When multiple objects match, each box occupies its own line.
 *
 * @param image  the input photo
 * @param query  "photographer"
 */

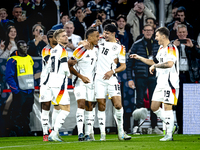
xmin=172 ymin=24 xmax=200 ymax=134
xmin=27 ymin=24 xmax=48 ymax=56
xmin=167 ymin=6 xmax=194 ymax=41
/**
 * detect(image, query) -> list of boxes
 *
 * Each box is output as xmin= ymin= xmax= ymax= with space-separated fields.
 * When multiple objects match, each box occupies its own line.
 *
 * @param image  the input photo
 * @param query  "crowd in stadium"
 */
xmin=0 ymin=0 xmax=200 ymax=140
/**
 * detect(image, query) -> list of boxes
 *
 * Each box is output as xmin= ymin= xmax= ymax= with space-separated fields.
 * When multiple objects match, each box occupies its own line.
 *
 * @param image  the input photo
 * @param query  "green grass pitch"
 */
xmin=0 ymin=134 xmax=200 ymax=150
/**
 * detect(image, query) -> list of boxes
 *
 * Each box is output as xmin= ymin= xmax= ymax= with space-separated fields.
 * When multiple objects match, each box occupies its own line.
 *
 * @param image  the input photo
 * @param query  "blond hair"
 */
xmin=53 ymin=29 xmax=66 ymax=40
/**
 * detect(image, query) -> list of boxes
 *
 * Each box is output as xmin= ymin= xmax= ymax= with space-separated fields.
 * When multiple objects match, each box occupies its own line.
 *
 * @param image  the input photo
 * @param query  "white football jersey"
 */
xmin=155 ymin=43 xmax=179 ymax=89
xmin=72 ymin=45 xmax=98 ymax=85
xmin=96 ymin=41 xmax=126 ymax=75
xmin=48 ymin=44 xmax=70 ymax=88
xmin=40 ymin=44 xmax=51 ymax=86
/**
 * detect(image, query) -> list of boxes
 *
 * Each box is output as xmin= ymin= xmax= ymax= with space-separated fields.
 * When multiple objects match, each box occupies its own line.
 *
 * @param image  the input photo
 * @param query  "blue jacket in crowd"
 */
xmin=126 ymin=37 xmax=160 ymax=80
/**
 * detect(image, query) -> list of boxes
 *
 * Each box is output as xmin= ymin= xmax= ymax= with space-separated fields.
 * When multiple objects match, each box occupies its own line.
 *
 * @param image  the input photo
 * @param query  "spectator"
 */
xmin=0 ymin=8 xmax=9 ymax=41
xmin=72 ymin=7 xmax=91 ymax=39
xmin=0 ymin=26 xmax=18 ymax=59
xmin=69 ymin=0 xmax=86 ymax=20
xmin=19 ymin=0 xmax=34 ymax=17
xmin=126 ymin=24 xmax=162 ymax=134
xmin=114 ymin=0 xmax=134 ymax=18
xmin=8 ymin=5 xmax=30 ymax=42
xmin=136 ymin=17 xmax=157 ymax=41
xmin=167 ymin=6 xmax=194 ymax=41
xmin=63 ymin=21 xmax=82 ymax=57
xmin=6 ymin=40 xmax=35 ymax=136
xmin=27 ymin=24 xmax=48 ymax=56
xmin=87 ymin=0 xmax=114 ymax=19
xmin=91 ymin=10 xmax=107 ymax=35
xmin=166 ymin=6 xmax=178 ymax=26
xmin=52 ymin=14 xmax=70 ymax=30
xmin=126 ymin=0 xmax=156 ymax=42
xmin=115 ymin=14 xmax=133 ymax=52
xmin=42 ymin=0 xmax=60 ymax=32
xmin=172 ymin=24 xmax=200 ymax=134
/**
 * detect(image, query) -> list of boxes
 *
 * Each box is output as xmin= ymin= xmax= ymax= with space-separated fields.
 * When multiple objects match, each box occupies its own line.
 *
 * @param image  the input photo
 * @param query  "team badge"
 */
xmin=112 ymin=45 xmax=117 ymax=51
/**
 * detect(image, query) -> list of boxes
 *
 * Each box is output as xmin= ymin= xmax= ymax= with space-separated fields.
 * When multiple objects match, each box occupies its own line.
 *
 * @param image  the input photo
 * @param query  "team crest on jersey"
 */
xmin=112 ymin=45 xmax=117 ymax=51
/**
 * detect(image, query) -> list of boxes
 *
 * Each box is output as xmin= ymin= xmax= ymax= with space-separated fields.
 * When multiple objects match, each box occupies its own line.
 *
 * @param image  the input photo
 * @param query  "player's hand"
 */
xmin=103 ymin=70 xmax=113 ymax=80
xmin=80 ymin=75 xmax=90 ymax=84
xmin=128 ymin=80 xmax=135 ymax=89
xmin=149 ymin=65 xmax=155 ymax=74
xmin=129 ymin=54 xmax=141 ymax=60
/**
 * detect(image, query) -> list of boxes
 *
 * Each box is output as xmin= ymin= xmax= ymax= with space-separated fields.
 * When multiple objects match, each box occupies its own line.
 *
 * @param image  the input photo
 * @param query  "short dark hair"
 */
xmin=17 ymin=40 xmax=26 ymax=49
xmin=104 ymin=24 xmax=117 ymax=33
xmin=85 ymin=27 xmax=98 ymax=39
xmin=176 ymin=6 xmax=186 ymax=15
xmin=145 ymin=17 xmax=156 ymax=24
xmin=143 ymin=24 xmax=153 ymax=30
xmin=116 ymin=14 xmax=127 ymax=22
xmin=155 ymin=27 xmax=170 ymax=38
xmin=102 ymin=19 xmax=117 ymax=28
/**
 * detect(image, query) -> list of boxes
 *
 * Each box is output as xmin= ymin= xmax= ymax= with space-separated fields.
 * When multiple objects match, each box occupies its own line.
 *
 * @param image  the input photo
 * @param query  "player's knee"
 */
xmin=114 ymin=103 xmax=122 ymax=110
xmin=42 ymin=102 xmax=51 ymax=110
xmin=98 ymin=104 xmax=105 ymax=111
xmin=151 ymin=105 xmax=157 ymax=112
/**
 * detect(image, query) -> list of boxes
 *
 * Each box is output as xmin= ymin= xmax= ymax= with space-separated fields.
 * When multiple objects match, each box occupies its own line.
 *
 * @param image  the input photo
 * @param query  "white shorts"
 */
xmin=152 ymin=85 xmax=179 ymax=105
xmin=74 ymin=81 xmax=96 ymax=102
xmin=50 ymin=87 xmax=70 ymax=105
xmin=39 ymin=85 xmax=52 ymax=102
xmin=95 ymin=74 xmax=121 ymax=99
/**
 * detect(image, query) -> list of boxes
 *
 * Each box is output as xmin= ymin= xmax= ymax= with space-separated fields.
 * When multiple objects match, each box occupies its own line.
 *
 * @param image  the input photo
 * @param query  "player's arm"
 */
xmin=129 ymin=54 xmax=155 ymax=66
xmin=69 ymin=65 xmax=90 ymax=84
xmin=149 ymin=61 xmax=174 ymax=74
xmin=103 ymin=63 xmax=126 ymax=80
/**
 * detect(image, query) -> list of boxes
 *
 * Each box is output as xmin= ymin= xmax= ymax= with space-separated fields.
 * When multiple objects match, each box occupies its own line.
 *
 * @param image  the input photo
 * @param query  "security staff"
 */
xmin=6 ymin=40 xmax=34 ymax=136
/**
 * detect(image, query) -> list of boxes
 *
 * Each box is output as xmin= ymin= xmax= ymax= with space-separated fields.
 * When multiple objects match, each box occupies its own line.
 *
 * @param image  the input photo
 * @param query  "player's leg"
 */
xmin=95 ymin=76 xmax=107 ymax=141
xmin=39 ymin=85 xmax=52 ymax=141
xmin=49 ymin=88 xmax=70 ymax=142
xmin=85 ymin=101 xmax=96 ymax=141
xmin=41 ymin=102 xmax=51 ymax=141
xmin=74 ymin=84 xmax=86 ymax=141
xmin=76 ymin=99 xmax=85 ymax=141
xmin=97 ymin=98 xmax=106 ymax=141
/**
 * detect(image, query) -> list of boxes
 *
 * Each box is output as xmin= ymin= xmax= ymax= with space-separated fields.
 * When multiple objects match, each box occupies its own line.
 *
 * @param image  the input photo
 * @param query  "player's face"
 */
xmin=58 ymin=32 xmax=68 ymax=45
xmin=104 ymin=31 xmax=114 ymax=42
xmin=89 ymin=31 xmax=99 ymax=45
xmin=155 ymin=32 xmax=163 ymax=46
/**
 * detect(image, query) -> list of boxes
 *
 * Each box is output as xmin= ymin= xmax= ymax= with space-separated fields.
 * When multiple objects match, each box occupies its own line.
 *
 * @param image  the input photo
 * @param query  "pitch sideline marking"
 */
xmin=0 ymin=135 xmax=162 ymax=149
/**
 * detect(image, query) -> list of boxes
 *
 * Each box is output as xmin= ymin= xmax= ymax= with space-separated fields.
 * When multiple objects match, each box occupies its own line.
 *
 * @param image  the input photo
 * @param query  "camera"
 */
xmin=97 ymin=15 xmax=102 ymax=22
xmin=40 ymin=29 xmax=44 ymax=36
xmin=68 ymin=39 xmax=72 ymax=43
xmin=178 ymin=39 xmax=187 ymax=44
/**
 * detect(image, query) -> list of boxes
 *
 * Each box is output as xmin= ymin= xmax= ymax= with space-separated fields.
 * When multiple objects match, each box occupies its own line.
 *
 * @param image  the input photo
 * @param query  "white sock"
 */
xmin=41 ymin=109 xmax=50 ymax=135
xmin=54 ymin=110 xmax=69 ymax=133
xmin=85 ymin=111 xmax=93 ymax=135
xmin=114 ymin=107 xmax=124 ymax=134
xmin=90 ymin=108 xmax=96 ymax=134
xmin=98 ymin=110 xmax=105 ymax=134
xmin=76 ymin=108 xmax=85 ymax=135
xmin=165 ymin=110 xmax=174 ymax=137
xmin=154 ymin=107 xmax=166 ymax=123
xmin=52 ymin=108 xmax=60 ymax=128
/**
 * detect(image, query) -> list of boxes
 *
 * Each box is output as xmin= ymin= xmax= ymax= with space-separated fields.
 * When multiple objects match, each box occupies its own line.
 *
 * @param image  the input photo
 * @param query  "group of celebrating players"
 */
xmin=39 ymin=23 xmax=179 ymax=142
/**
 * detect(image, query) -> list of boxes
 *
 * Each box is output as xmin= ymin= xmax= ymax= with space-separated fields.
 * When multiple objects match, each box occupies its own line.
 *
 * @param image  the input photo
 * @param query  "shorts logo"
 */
xmin=41 ymin=95 xmax=45 ymax=100
xmin=76 ymin=92 xmax=81 ymax=97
